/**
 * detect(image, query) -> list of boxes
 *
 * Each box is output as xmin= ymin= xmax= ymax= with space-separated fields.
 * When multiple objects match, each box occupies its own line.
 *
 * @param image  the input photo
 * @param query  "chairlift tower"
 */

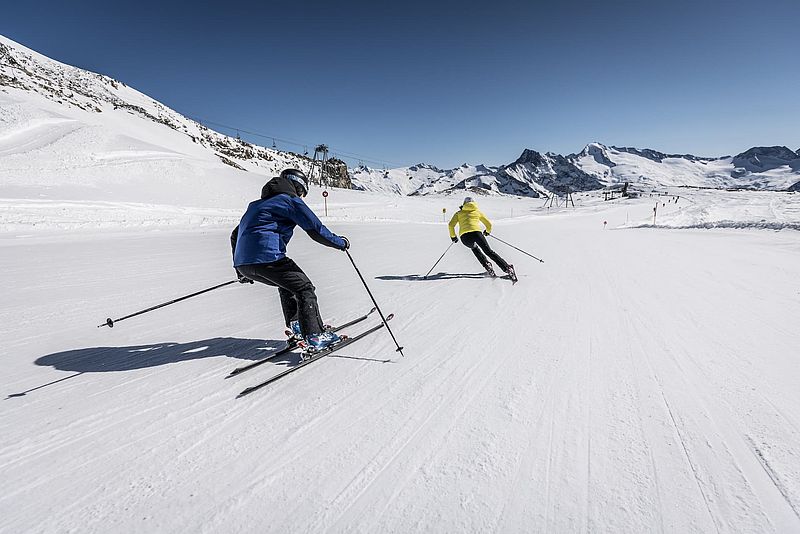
xmin=542 ymin=186 xmax=575 ymax=208
xmin=308 ymin=144 xmax=331 ymax=187
xmin=563 ymin=186 xmax=575 ymax=208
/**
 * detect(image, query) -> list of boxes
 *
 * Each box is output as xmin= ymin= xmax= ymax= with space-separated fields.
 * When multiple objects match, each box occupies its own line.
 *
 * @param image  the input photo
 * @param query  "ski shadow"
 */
xmin=35 ymin=337 xmax=289 ymax=373
xmin=376 ymin=272 xmax=489 ymax=281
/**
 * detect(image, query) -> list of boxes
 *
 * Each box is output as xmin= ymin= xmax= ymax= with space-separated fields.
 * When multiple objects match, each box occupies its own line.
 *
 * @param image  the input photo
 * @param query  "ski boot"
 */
xmin=284 ymin=320 xmax=303 ymax=348
xmin=484 ymin=263 xmax=496 ymax=278
xmin=505 ymin=264 xmax=518 ymax=283
xmin=302 ymin=331 xmax=344 ymax=358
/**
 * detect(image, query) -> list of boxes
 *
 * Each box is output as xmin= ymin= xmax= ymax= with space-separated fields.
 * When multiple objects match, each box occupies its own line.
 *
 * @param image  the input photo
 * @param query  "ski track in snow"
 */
xmin=1 ymin=197 xmax=799 ymax=533
xmin=0 ymin=117 xmax=83 ymax=156
xmin=609 ymin=232 xmax=800 ymax=533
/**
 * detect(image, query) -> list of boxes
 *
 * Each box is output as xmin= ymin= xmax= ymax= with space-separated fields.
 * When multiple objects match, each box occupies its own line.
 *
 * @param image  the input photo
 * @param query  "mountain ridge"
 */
xmin=2 ymin=34 xmax=798 ymax=199
xmin=353 ymin=142 xmax=800 ymax=197
xmin=0 ymin=34 xmax=327 ymax=185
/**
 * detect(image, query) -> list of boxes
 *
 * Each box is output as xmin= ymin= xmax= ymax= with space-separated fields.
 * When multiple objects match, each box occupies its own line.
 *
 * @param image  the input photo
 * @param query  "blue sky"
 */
xmin=2 ymin=0 xmax=799 ymax=168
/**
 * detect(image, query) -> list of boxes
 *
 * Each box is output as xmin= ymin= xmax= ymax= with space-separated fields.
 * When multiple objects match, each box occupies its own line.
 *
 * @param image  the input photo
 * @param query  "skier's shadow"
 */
xmin=35 ymin=337 xmax=289 ymax=373
xmin=376 ymin=272 xmax=488 ymax=281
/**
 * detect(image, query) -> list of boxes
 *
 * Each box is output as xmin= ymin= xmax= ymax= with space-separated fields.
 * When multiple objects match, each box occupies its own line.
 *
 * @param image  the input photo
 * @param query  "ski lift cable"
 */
xmin=190 ymin=118 xmax=307 ymax=149
xmin=186 ymin=115 xmax=403 ymax=168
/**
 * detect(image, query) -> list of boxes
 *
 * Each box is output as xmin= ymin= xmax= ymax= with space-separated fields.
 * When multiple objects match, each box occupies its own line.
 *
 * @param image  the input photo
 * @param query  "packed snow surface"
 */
xmin=2 ymin=188 xmax=800 ymax=532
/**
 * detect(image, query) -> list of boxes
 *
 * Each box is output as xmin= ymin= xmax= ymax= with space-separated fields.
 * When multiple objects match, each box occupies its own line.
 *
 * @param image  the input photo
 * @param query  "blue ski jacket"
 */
xmin=232 ymin=193 xmax=346 ymax=266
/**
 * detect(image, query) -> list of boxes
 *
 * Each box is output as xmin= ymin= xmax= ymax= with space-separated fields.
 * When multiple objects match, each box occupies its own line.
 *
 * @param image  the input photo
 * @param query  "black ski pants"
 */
xmin=460 ymin=231 xmax=510 ymax=272
xmin=237 ymin=258 xmax=325 ymax=337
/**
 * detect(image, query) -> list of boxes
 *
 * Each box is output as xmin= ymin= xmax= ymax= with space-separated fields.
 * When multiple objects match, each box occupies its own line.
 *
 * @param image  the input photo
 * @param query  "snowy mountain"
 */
xmin=732 ymin=146 xmax=800 ymax=174
xmin=572 ymin=142 xmax=800 ymax=191
xmin=3 ymin=33 xmax=798 ymax=204
xmin=352 ymin=151 xmax=604 ymax=199
xmin=0 ymin=34 xmax=336 ymax=208
xmin=499 ymin=149 xmax=604 ymax=195
xmin=353 ymin=142 xmax=800 ymax=198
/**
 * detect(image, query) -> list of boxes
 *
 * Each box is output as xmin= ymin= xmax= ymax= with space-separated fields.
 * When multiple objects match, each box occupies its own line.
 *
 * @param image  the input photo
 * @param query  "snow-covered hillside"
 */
xmin=353 ymin=142 xmax=800 ymax=199
xmin=3 ymin=32 xmax=798 ymax=210
xmin=574 ymin=142 xmax=800 ymax=191
xmin=0 ymin=34 xmax=316 ymax=208
xmin=352 ymin=142 xmax=800 ymax=199
xmin=351 ymin=154 xmax=601 ymax=198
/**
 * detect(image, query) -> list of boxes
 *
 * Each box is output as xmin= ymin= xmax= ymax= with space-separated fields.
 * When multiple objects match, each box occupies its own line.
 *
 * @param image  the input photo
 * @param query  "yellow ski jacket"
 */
xmin=448 ymin=201 xmax=492 ymax=238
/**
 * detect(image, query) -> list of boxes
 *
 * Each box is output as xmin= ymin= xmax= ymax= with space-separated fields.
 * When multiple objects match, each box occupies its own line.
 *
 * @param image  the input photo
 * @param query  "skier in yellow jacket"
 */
xmin=448 ymin=197 xmax=516 ymax=280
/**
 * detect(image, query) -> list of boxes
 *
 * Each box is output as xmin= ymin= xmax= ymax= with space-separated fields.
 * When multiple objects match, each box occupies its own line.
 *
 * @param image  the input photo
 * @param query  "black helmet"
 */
xmin=280 ymin=168 xmax=308 ymax=197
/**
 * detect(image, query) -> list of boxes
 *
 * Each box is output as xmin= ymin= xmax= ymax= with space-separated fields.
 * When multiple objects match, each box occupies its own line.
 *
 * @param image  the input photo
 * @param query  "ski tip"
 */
xmin=369 ymin=306 xmax=377 ymax=314
xmin=237 ymin=389 xmax=252 ymax=398
xmin=386 ymin=313 xmax=395 ymax=320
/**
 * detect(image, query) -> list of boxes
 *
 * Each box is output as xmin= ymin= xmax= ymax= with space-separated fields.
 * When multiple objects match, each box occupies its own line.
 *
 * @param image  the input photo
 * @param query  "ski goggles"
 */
xmin=285 ymin=173 xmax=308 ymax=197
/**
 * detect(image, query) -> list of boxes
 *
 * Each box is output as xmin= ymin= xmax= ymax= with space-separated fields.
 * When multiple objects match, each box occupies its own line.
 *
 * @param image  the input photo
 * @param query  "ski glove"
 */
xmin=483 ymin=230 xmax=490 ymax=236
xmin=451 ymin=236 xmax=458 ymax=243
xmin=340 ymin=236 xmax=350 ymax=250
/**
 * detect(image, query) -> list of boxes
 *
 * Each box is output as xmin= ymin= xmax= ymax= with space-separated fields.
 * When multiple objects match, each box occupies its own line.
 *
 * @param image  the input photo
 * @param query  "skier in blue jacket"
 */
xmin=231 ymin=168 xmax=349 ymax=351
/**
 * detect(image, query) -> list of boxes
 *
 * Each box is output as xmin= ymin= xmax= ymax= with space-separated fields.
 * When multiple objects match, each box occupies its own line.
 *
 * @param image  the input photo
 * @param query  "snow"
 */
xmin=574 ymin=145 xmax=799 ymax=191
xmin=2 ymin=33 xmax=800 ymax=533
xmin=353 ymin=142 xmax=800 ymax=199
xmin=3 ymin=195 xmax=800 ymax=532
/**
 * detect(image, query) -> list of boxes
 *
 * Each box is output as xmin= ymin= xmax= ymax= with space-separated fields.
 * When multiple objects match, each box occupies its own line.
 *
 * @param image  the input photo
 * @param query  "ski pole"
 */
xmin=98 ymin=280 xmax=237 ymax=328
xmin=423 ymin=241 xmax=454 ymax=279
xmin=345 ymin=249 xmax=405 ymax=356
xmin=488 ymin=234 xmax=544 ymax=263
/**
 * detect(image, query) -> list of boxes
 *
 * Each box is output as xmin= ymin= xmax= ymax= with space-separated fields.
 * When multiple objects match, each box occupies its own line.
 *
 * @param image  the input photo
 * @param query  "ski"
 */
xmin=226 ymin=307 xmax=377 ymax=377
xmin=237 ymin=314 xmax=394 ymax=397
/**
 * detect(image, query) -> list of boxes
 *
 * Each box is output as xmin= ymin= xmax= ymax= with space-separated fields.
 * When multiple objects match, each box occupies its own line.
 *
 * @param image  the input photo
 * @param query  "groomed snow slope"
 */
xmin=2 ymin=194 xmax=800 ymax=533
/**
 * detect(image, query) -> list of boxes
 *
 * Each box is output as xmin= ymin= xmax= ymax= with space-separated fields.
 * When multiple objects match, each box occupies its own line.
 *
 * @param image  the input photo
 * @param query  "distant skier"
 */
xmin=230 ymin=168 xmax=349 ymax=351
xmin=448 ymin=197 xmax=516 ymax=281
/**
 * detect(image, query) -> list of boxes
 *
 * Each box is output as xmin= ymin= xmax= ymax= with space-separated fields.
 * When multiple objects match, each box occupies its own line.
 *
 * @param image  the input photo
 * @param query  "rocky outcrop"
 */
xmin=732 ymin=146 xmax=800 ymax=173
xmin=576 ymin=143 xmax=616 ymax=167
xmin=324 ymin=158 xmax=352 ymax=189
xmin=610 ymin=146 xmax=719 ymax=163
xmin=500 ymin=149 xmax=604 ymax=193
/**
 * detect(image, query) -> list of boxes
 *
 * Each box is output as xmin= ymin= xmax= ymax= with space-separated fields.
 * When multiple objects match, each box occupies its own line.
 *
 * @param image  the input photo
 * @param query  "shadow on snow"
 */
xmin=34 ymin=337 xmax=290 ymax=373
